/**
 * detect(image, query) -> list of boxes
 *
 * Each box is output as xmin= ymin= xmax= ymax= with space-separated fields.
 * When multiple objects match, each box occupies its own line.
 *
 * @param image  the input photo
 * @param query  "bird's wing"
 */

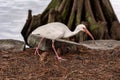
xmin=32 ymin=25 xmax=64 ymax=39
xmin=21 ymin=22 xmax=67 ymax=44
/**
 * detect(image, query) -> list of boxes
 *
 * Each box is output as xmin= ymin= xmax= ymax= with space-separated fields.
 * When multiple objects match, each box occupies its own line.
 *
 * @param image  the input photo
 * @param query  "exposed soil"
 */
xmin=0 ymin=46 xmax=120 ymax=80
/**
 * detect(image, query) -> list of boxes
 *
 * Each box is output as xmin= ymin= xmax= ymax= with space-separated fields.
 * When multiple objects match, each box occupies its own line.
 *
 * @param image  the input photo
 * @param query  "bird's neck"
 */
xmin=63 ymin=28 xmax=80 ymax=38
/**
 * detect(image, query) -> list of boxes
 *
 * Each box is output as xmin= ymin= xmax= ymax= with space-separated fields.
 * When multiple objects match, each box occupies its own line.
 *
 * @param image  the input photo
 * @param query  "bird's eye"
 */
xmin=83 ymin=27 xmax=85 ymax=29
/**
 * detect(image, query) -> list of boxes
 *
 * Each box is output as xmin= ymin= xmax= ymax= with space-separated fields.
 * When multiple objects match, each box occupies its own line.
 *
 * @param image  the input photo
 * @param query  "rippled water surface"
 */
xmin=0 ymin=0 xmax=119 ymax=41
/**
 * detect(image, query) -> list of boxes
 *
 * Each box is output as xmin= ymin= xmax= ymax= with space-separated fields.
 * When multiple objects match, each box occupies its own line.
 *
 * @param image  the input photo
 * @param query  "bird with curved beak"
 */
xmin=31 ymin=22 xmax=95 ymax=62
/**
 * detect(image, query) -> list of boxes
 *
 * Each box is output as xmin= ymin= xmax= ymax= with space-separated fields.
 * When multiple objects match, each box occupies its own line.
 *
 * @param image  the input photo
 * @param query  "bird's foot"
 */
xmin=57 ymin=57 xmax=67 ymax=62
xmin=34 ymin=47 xmax=41 ymax=56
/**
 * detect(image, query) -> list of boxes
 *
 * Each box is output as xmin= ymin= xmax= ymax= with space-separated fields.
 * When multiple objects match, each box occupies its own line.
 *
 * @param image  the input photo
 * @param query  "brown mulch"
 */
xmin=0 ymin=46 xmax=120 ymax=80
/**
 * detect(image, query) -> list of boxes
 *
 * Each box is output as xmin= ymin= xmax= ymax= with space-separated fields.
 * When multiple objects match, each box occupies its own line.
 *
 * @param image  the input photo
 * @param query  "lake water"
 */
xmin=0 ymin=0 xmax=120 ymax=41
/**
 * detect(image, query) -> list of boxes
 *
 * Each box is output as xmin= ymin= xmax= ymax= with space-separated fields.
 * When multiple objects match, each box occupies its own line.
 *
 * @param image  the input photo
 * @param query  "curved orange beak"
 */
xmin=83 ymin=28 xmax=95 ymax=43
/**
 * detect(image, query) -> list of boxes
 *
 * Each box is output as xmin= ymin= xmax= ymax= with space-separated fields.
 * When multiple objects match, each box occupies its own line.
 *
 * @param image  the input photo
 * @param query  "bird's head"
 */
xmin=76 ymin=24 xmax=87 ymax=31
xmin=76 ymin=24 xmax=95 ymax=42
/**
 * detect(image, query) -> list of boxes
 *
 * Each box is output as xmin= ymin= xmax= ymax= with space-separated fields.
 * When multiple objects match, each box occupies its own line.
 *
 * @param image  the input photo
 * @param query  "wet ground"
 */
xmin=0 ymin=46 xmax=120 ymax=80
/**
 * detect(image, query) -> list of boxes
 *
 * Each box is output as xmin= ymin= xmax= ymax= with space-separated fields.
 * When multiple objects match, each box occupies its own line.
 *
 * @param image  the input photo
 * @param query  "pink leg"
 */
xmin=52 ymin=40 xmax=66 ymax=61
xmin=34 ymin=37 xmax=44 ymax=56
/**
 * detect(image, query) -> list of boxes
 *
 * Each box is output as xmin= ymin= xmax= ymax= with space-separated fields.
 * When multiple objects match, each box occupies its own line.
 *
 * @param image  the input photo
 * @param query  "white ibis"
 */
xmin=31 ymin=22 xmax=94 ymax=61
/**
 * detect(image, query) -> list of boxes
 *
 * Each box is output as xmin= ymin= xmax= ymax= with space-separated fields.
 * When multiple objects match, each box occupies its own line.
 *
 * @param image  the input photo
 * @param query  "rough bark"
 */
xmin=67 ymin=0 xmax=77 ymax=29
xmin=111 ymin=21 xmax=120 ymax=40
xmin=21 ymin=10 xmax=32 ymax=44
xmin=99 ymin=0 xmax=119 ymax=39
xmin=58 ymin=0 xmax=72 ymax=24
xmin=76 ymin=0 xmax=84 ymax=42
xmin=85 ymin=0 xmax=110 ymax=39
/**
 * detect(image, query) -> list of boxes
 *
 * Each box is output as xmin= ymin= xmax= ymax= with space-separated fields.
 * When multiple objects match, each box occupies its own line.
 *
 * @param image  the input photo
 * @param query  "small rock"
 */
xmin=0 ymin=39 xmax=25 ymax=52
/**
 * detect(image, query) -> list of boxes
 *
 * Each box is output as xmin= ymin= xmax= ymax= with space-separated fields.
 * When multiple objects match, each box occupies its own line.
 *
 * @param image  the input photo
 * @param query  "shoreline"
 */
xmin=0 ymin=39 xmax=120 ymax=52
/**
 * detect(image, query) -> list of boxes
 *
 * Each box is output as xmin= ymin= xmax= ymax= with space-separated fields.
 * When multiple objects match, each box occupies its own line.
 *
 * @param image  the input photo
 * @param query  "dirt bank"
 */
xmin=0 ymin=46 xmax=120 ymax=80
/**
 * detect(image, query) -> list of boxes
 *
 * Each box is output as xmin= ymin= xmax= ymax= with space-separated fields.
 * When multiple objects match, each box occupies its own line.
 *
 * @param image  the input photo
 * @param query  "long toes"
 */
xmin=34 ymin=50 xmax=38 ymax=55
xmin=57 ymin=57 xmax=67 ymax=62
xmin=34 ymin=48 xmax=40 ymax=55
